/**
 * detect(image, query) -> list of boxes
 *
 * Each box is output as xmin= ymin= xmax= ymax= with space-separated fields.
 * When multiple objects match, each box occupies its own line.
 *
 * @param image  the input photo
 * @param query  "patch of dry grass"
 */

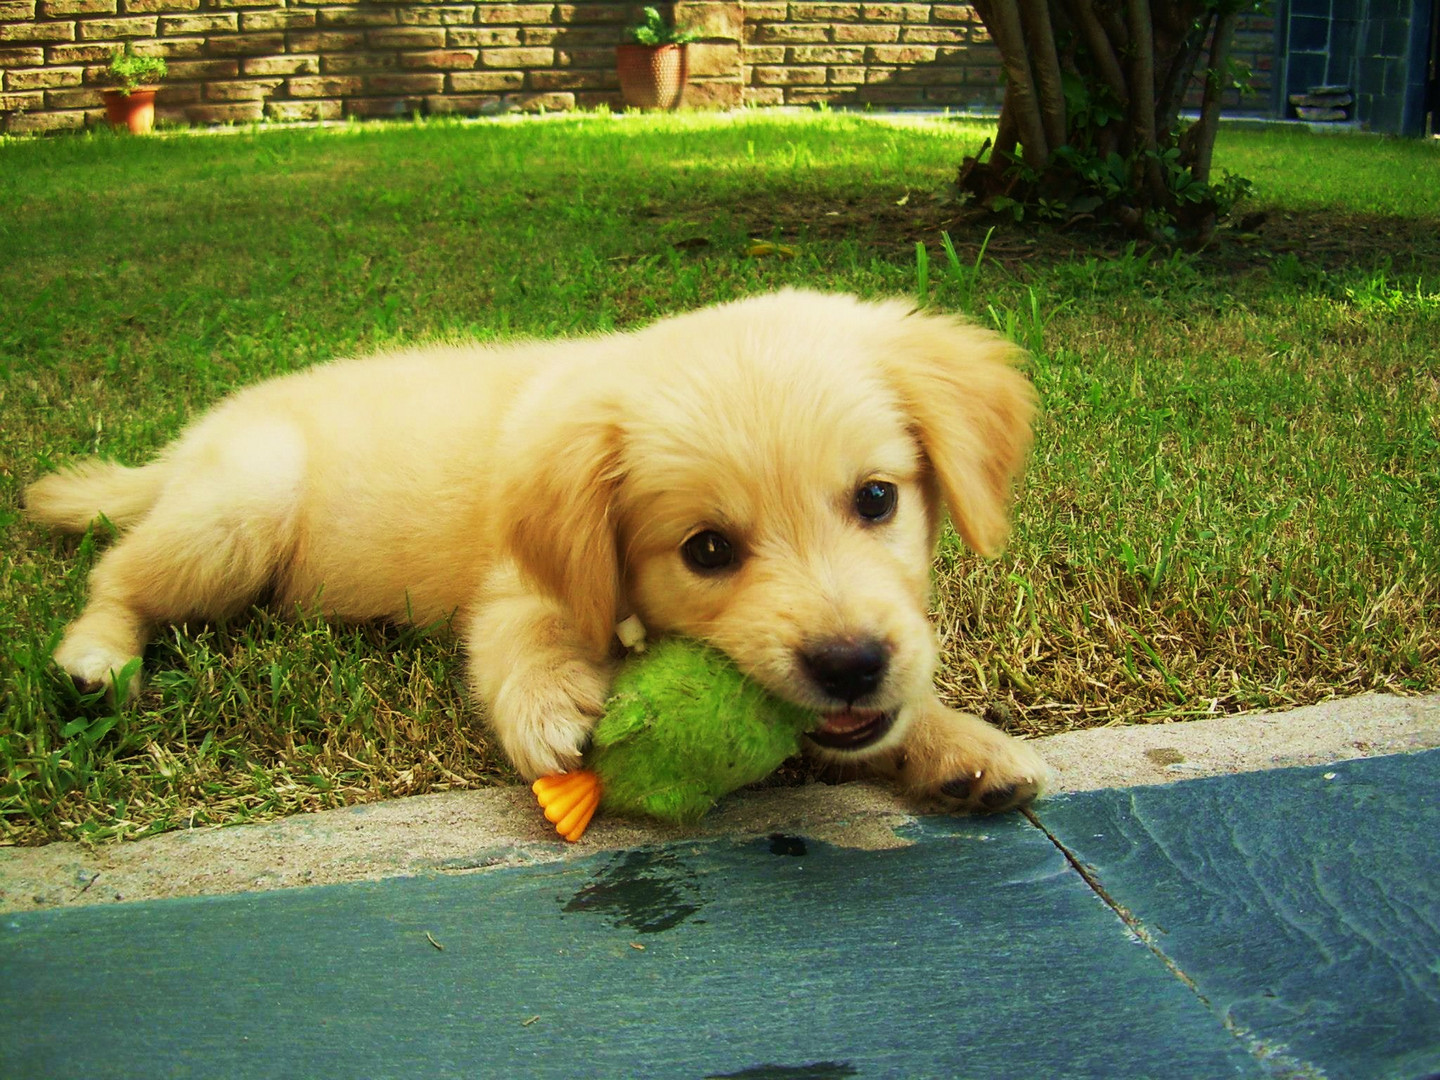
xmin=930 ymin=264 xmax=1439 ymax=736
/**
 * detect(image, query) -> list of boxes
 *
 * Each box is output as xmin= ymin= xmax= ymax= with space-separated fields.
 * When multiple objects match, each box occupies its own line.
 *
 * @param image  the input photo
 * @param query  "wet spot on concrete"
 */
xmin=768 ymin=834 xmax=808 ymax=857
xmin=561 ymin=848 xmax=704 ymax=934
xmin=705 ymin=1062 xmax=858 ymax=1079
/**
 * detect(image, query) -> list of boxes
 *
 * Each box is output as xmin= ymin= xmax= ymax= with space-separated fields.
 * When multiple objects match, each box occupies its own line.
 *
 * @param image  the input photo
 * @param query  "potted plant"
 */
xmin=101 ymin=45 xmax=167 ymax=134
xmin=616 ymin=6 xmax=697 ymax=111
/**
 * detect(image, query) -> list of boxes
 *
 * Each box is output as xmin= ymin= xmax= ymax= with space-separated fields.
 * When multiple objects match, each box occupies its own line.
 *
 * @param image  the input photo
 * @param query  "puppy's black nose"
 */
xmin=801 ymin=638 xmax=890 ymax=704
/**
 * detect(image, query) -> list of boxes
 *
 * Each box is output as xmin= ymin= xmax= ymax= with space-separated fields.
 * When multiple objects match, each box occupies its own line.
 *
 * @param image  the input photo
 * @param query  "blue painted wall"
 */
xmin=1276 ymin=0 xmax=1436 ymax=134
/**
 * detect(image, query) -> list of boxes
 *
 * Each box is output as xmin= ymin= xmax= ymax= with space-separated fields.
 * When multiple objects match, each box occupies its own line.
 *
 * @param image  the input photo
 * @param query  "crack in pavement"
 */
xmin=1020 ymin=807 xmax=1204 ymax=995
xmin=1020 ymin=806 xmax=1330 ymax=1080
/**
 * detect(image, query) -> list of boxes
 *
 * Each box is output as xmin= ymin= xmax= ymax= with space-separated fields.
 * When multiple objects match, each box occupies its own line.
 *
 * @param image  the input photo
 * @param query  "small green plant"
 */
xmin=627 ymin=5 xmax=698 ymax=46
xmin=914 ymin=239 xmax=930 ymax=306
xmin=104 ymin=44 xmax=167 ymax=96
xmin=939 ymin=226 xmax=994 ymax=314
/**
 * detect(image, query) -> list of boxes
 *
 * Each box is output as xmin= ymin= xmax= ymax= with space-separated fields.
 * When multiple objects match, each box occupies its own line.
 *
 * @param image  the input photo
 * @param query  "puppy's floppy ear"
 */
xmin=501 ymin=403 xmax=623 ymax=656
xmin=878 ymin=308 xmax=1036 ymax=556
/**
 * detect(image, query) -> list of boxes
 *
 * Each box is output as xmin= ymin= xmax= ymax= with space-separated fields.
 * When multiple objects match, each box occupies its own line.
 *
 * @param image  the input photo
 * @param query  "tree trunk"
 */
xmin=971 ymin=0 xmax=1051 ymax=169
xmin=1019 ymin=0 xmax=1068 ymax=152
xmin=1188 ymin=6 xmax=1240 ymax=185
xmin=1071 ymin=0 xmax=1128 ymax=106
xmin=1156 ymin=11 xmax=1214 ymax=138
xmin=956 ymin=0 xmax=1256 ymax=247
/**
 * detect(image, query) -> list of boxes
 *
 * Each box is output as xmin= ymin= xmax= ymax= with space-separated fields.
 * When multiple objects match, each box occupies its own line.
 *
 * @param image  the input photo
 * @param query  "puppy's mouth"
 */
xmin=806 ymin=708 xmax=894 ymax=752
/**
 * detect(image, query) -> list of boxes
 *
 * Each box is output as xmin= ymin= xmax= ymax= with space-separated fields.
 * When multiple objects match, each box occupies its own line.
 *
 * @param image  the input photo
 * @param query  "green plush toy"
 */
xmin=532 ymin=636 xmax=817 ymax=841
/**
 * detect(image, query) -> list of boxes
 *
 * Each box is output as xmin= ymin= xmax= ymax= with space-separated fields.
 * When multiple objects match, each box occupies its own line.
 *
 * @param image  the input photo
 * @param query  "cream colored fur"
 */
xmin=27 ymin=290 xmax=1048 ymax=811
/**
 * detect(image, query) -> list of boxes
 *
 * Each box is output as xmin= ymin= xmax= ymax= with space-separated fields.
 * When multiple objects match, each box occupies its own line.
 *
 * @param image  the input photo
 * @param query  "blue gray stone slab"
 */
xmin=1 ymin=812 xmax=1257 ymax=1080
xmin=1034 ymin=749 xmax=1440 ymax=1080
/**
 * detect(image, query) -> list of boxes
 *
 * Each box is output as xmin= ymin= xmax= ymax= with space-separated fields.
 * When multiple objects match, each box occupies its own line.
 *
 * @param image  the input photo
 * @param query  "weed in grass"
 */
xmin=938 ymin=226 xmax=994 ymax=315
xmin=2 ymin=113 xmax=1438 ymax=843
xmin=1046 ymin=242 xmax=1203 ymax=302
xmin=986 ymin=288 xmax=1065 ymax=358
xmin=914 ymin=240 xmax=931 ymax=306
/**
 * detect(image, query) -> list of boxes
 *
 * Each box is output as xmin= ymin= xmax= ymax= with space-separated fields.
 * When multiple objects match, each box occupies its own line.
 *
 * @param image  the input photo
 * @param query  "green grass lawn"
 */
xmin=2 ymin=113 xmax=1438 ymax=845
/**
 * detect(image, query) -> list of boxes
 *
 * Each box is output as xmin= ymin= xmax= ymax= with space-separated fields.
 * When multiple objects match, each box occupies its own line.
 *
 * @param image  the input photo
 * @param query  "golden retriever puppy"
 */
xmin=26 ymin=289 xmax=1047 ymax=812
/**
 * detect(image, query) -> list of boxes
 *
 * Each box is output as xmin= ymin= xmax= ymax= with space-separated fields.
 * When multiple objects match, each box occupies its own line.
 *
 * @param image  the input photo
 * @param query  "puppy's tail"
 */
xmin=25 ymin=459 xmax=170 ymax=533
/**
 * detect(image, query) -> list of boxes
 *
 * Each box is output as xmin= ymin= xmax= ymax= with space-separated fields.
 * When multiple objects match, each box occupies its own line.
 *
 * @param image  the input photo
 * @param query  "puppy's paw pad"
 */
xmin=980 ymin=783 xmax=1024 ymax=811
xmin=934 ymin=770 xmax=1042 ymax=814
xmin=927 ymin=733 xmax=1049 ymax=814
xmin=939 ymin=776 xmax=977 ymax=801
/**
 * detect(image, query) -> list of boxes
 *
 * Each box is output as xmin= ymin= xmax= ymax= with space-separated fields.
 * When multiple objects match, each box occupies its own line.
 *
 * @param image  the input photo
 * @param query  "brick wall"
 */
xmin=0 ymin=1 xmax=1274 ymax=134
xmin=743 ymin=2 xmax=1000 ymax=110
xmin=0 ymin=2 xmax=672 ymax=132
xmin=1225 ymin=11 xmax=1278 ymax=114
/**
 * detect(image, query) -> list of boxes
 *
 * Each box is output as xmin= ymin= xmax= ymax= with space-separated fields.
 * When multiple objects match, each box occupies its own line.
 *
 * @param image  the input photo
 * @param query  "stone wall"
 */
xmin=0 ymin=1 xmax=1275 ymax=134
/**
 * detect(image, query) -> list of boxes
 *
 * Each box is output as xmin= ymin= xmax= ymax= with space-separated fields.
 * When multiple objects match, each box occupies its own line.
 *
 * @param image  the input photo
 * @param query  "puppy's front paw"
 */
xmin=491 ymin=658 xmax=610 ymax=780
xmin=931 ymin=753 xmax=1047 ymax=814
xmin=53 ymin=634 xmax=142 ymax=700
xmin=885 ymin=704 xmax=1050 ymax=815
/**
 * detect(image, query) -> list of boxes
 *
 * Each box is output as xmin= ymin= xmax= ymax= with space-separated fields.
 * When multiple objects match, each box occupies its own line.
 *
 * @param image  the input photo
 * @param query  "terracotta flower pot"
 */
xmin=616 ymin=43 xmax=689 ymax=111
xmin=102 ymin=88 xmax=158 ymax=134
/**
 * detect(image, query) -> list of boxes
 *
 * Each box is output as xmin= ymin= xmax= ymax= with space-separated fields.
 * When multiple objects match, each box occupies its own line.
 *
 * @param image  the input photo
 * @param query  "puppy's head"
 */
xmin=505 ymin=290 xmax=1035 ymax=758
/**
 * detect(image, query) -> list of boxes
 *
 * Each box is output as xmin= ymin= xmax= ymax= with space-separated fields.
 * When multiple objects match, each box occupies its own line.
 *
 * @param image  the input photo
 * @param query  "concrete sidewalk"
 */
xmin=2 ymin=693 xmax=1438 ymax=1078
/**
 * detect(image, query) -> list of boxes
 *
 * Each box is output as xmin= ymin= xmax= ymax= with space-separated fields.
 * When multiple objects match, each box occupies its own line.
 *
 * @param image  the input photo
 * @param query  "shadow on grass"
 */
xmin=670 ymin=186 xmax=1440 ymax=281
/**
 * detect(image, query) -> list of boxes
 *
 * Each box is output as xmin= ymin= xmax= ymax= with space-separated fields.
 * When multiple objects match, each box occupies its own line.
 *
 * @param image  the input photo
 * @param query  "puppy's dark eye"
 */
xmin=855 ymin=480 xmax=897 ymax=522
xmin=682 ymin=530 xmax=735 ymax=573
